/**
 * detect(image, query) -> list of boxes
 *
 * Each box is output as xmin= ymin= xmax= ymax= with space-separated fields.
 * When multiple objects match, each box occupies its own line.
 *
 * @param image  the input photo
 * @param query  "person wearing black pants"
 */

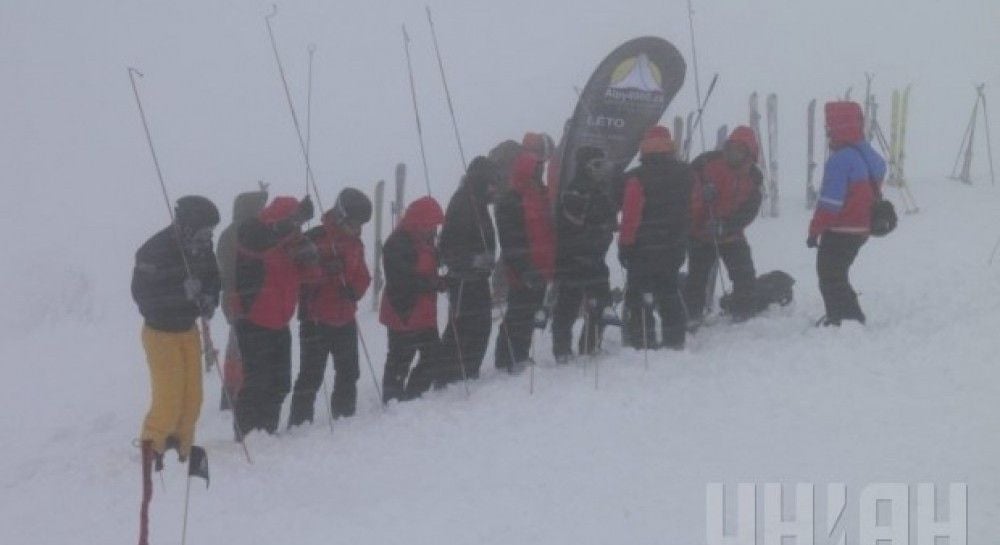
xmin=816 ymin=233 xmax=866 ymax=324
xmin=290 ymin=321 xmax=359 ymax=423
xmin=493 ymin=149 xmax=556 ymax=371
xmin=235 ymin=320 xmax=292 ymax=435
xmin=439 ymin=156 xmax=501 ymax=382
xmin=618 ymin=126 xmax=692 ymax=349
xmin=383 ymin=329 xmax=443 ymax=402
xmin=808 ymin=101 xmax=886 ymax=326
xmin=379 ymin=196 xmax=448 ymax=402
xmin=289 ymin=188 xmax=372 ymax=425
xmin=552 ymin=280 xmax=611 ymax=357
xmin=440 ymin=279 xmax=493 ymax=380
xmin=684 ymin=238 xmax=757 ymax=320
xmin=552 ymin=146 xmax=617 ymax=361
xmin=684 ymin=126 xmax=764 ymax=322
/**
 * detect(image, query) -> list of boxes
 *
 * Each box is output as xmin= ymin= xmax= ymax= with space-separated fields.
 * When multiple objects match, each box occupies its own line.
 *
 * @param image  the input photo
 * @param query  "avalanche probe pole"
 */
xmin=682 ymin=74 xmax=719 ymax=160
xmin=402 ymin=25 xmax=434 ymax=198
xmin=265 ymin=5 xmax=384 ymax=407
xmin=426 ymin=5 xmax=467 ymax=170
xmin=685 ymin=0 xmax=707 ymax=153
xmin=302 ymin=44 xmax=336 ymax=432
xmin=127 ymin=67 xmax=253 ymax=466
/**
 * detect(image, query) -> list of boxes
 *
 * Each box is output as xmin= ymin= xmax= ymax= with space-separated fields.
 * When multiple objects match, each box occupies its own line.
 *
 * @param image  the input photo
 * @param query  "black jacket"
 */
xmin=439 ymin=184 xmax=496 ymax=281
xmin=619 ymin=155 xmax=693 ymax=273
xmin=132 ymin=226 xmax=221 ymax=332
xmin=555 ymin=174 xmax=616 ymax=285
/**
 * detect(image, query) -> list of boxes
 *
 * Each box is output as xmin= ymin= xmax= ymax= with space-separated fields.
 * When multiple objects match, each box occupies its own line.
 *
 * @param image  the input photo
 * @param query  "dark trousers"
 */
xmin=494 ymin=284 xmax=545 ymax=369
xmin=288 ymin=321 xmax=359 ymax=426
xmin=234 ymin=320 xmax=291 ymax=436
xmin=625 ymin=268 xmax=686 ymax=350
xmin=684 ymin=238 xmax=757 ymax=319
xmin=440 ymin=278 xmax=493 ymax=382
xmin=552 ymin=279 xmax=610 ymax=358
xmin=382 ymin=329 xmax=443 ymax=403
xmin=817 ymin=232 xmax=867 ymax=324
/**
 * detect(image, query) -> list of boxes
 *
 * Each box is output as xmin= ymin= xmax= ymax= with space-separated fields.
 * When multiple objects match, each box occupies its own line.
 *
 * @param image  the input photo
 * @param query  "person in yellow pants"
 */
xmin=132 ymin=195 xmax=221 ymax=463
xmin=140 ymin=326 xmax=203 ymax=457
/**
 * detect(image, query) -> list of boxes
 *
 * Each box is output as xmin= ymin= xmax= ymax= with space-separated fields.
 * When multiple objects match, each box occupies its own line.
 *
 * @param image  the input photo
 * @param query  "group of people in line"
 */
xmin=131 ymin=100 xmax=885 ymax=466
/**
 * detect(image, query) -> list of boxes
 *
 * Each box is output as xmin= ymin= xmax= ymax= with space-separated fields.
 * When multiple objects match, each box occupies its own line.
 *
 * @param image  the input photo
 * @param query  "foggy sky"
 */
xmin=1 ymin=0 xmax=998 ymax=327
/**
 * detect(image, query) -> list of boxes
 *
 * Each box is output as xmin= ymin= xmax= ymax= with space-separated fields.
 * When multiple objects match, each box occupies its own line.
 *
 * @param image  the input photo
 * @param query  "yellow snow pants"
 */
xmin=140 ymin=325 xmax=203 ymax=457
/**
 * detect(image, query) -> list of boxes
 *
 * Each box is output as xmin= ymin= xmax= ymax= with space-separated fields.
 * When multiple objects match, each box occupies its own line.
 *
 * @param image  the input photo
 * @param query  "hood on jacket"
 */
xmin=232 ymin=190 xmax=269 ymax=224
xmin=400 ymin=196 xmax=445 ymax=235
xmin=825 ymin=101 xmax=864 ymax=149
xmin=510 ymin=151 xmax=542 ymax=193
xmin=726 ymin=126 xmax=760 ymax=162
xmin=258 ymin=196 xmax=300 ymax=226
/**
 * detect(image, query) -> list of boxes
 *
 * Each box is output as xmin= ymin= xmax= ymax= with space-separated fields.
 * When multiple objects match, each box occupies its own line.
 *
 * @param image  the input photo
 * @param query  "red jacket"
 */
xmin=299 ymin=213 xmax=371 ymax=327
xmin=379 ymin=197 xmax=445 ymax=332
xmin=689 ymin=126 xmax=763 ymax=243
xmin=236 ymin=197 xmax=313 ymax=330
xmin=497 ymin=152 xmax=556 ymax=286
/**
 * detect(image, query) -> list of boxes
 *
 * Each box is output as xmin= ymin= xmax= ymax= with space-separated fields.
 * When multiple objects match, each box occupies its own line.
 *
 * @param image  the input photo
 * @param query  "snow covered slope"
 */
xmin=1 ymin=177 xmax=997 ymax=544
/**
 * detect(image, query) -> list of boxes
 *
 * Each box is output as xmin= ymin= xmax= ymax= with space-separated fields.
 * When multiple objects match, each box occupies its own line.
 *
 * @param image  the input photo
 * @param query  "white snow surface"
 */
xmin=1 ymin=179 xmax=998 ymax=543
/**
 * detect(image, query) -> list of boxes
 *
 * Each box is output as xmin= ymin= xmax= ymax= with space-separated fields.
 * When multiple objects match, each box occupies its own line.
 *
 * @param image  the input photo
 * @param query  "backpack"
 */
xmin=851 ymin=146 xmax=897 ymax=237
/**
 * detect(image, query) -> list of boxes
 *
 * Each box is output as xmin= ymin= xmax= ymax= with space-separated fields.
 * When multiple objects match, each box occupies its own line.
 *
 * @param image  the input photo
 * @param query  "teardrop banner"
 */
xmin=548 ymin=37 xmax=687 ymax=204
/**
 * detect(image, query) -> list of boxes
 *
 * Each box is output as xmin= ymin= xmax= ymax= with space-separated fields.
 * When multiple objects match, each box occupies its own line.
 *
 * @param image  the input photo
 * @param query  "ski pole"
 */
xmin=128 ymin=67 xmax=252 ymax=465
xmin=402 ymin=25 xmax=434 ymax=198
xmin=180 ymin=474 xmax=192 ymax=545
xmin=641 ymin=293 xmax=653 ymax=370
xmin=425 ymin=5 xmax=467 ymax=170
xmin=988 ymin=234 xmax=1000 ymax=265
xmin=979 ymin=84 xmax=996 ymax=186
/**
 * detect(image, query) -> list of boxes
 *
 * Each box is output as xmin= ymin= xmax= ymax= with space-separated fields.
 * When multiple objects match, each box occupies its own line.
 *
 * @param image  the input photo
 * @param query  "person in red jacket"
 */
xmin=493 ymin=149 xmax=555 ymax=371
xmin=808 ymin=101 xmax=886 ymax=325
xmin=683 ymin=126 xmax=764 ymax=322
xmin=289 ymin=189 xmax=372 ymax=425
xmin=380 ymin=196 xmax=447 ymax=403
xmin=233 ymin=195 xmax=316 ymax=437
xmin=618 ymin=126 xmax=692 ymax=349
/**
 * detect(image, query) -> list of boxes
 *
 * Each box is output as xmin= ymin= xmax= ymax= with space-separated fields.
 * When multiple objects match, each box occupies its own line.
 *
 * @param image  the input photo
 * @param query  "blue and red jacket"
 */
xmin=810 ymin=102 xmax=886 ymax=237
xmin=809 ymin=142 xmax=886 ymax=237
xmin=299 ymin=211 xmax=370 ymax=327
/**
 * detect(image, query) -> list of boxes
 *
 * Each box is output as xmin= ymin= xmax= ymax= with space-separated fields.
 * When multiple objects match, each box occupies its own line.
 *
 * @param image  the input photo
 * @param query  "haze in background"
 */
xmin=2 ymin=0 xmax=997 ymax=330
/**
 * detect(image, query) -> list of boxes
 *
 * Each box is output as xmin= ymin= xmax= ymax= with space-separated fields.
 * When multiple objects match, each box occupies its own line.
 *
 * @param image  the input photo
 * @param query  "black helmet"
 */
xmin=175 ymin=195 xmax=220 ymax=230
xmin=334 ymin=188 xmax=373 ymax=225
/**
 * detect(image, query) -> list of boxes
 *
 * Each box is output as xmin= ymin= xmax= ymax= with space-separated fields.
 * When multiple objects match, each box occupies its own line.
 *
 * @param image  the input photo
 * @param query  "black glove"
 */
xmin=290 ymin=195 xmax=314 ymax=226
xmin=702 ymin=183 xmax=719 ymax=203
xmin=183 ymin=276 xmax=202 ymax=302
xmin=339 ymin=285 xmax=359 ymax=302
xmin=198 ymin=295 xmax=217 ymax=320
xmin=291 ymin=238 xmax=319 ymax=265
xmin=323 ymin=256 xmax=344 ymax=276
xmin=806 ymin=235 xmax=818 ymax=249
